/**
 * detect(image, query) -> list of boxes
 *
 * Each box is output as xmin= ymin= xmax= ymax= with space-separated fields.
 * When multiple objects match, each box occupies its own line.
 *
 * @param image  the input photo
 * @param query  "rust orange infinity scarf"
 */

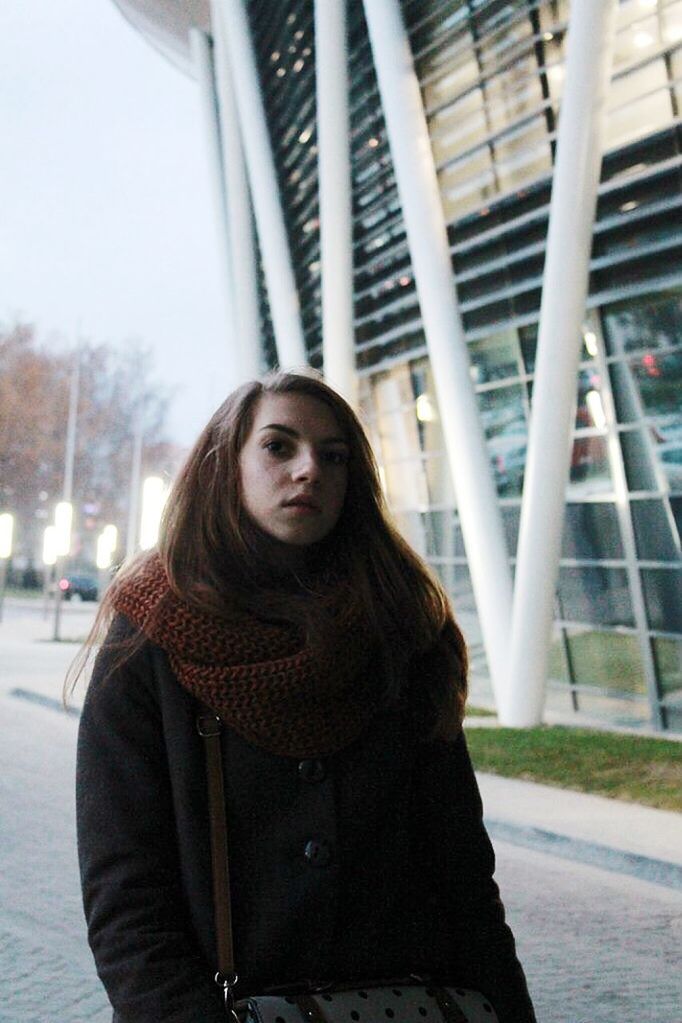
xmin=111 ymin=554 xmax=376 ymax=757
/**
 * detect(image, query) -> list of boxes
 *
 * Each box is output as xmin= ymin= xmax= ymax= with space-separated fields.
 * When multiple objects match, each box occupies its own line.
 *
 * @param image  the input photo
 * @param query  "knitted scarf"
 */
xmin=111 ymin=553 xmax=377 ymax=757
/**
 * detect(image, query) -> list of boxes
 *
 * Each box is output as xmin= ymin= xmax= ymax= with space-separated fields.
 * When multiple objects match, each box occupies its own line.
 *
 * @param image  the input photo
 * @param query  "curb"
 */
xmin=486 ymin=818 xmax=682 ymax=892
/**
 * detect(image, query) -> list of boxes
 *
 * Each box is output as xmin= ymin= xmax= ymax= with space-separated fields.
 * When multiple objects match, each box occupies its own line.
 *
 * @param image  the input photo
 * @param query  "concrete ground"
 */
xmin=1 ymin=596 xmax=681 ymax=1023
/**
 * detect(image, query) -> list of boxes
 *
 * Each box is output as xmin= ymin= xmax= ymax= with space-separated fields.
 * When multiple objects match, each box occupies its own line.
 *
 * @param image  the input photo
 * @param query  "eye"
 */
xmin=324 ymin=450 xmax=349 ymax=466
xmin=263 ymin=439 xmax=288 ymax=456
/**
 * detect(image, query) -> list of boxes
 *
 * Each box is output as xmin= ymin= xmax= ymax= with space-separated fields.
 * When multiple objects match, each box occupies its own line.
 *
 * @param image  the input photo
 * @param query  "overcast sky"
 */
xmin=1 ymin=0 xmax=234 ymax=445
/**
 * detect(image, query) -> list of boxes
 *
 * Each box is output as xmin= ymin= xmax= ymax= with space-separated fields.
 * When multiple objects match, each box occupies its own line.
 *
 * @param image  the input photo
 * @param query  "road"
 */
xmin=1 ymin=598 xmax=681 ymax=1023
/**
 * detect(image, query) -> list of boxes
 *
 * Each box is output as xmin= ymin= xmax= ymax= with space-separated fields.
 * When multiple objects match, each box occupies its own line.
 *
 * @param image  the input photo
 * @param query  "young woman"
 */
xmin=75 ymin=370 xmax=536 ymax=1023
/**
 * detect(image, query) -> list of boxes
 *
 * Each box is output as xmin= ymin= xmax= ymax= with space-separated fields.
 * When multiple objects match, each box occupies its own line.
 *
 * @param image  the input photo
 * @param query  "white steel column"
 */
xmin=503 ymin=0 xmax=617 ymax=726
xmin=212 ymin=0 xmax=307 ymax=369
xmin=211 ymin=11 xmax=262 ymax=381
xmin=315 ymin=0 xmax=356 ymax=406
xmin=362 ymin=0 xmax=513 ymax=706
xmin=189 ymin=29 xmax=240 ymax=383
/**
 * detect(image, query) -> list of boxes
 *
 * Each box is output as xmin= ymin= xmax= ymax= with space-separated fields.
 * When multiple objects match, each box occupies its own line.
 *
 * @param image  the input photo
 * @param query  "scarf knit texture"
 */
xmin=111 ymin=554 xmax=377 ymax=758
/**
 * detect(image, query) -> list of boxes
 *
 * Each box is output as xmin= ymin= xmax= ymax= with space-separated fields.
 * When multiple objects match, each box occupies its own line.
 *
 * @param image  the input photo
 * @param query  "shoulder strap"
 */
xmin=196 ymin=702 xmax=238 ymax=999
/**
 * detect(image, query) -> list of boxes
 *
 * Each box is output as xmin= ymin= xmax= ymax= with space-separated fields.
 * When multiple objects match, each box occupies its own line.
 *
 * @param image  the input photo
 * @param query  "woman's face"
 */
xmin=238 ymin=391 xmax=350 ymax=547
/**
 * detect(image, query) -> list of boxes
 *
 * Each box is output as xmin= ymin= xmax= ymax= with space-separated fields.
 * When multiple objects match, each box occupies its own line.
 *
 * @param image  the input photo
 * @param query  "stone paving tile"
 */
xmin=496 ymin=842 xmax=682 ymax=1023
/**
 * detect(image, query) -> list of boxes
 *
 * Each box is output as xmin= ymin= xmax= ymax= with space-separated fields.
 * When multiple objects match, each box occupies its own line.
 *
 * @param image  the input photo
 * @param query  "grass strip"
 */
xmin=465 ymin=705 xmax=496 ymax=717
xmin=465 ymin=725 xmax=682 ymax=812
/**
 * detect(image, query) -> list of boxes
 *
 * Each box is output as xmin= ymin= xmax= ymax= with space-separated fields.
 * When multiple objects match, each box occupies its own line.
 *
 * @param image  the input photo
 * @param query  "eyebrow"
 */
xmin=259 ymin=423 xmax=349 ymax=446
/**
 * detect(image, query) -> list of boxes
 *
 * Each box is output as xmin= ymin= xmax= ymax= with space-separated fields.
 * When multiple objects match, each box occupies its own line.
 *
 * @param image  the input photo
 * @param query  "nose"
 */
xmin=291 ymin=447 xmax=321 ymax=483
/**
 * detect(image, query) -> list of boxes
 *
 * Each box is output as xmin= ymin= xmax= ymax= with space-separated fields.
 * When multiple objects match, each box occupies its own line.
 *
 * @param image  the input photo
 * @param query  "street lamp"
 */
xmin=54 ymin=500 xmax=73 ymax=557
xmin=0 ymin=512 xmax=14 ymax=623
xmin=139 ymin=477 xmax=167 ymax=550
xmin=52 ymin=500 xmax=73 ymax=641
xmin=42 ymin=524 xmax=58 ymax=618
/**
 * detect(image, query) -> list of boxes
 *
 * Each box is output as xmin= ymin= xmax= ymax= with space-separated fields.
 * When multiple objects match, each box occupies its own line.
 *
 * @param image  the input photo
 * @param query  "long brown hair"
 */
xmin=67 ymin=370 xmax=467 ymax=734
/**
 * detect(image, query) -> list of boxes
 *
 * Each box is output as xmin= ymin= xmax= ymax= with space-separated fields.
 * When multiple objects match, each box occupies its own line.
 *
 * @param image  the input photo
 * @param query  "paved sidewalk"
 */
xmin=2 ymin=598 xmax=682 ymax=1022
xmin=476 ymin=769 xmax=682 ymax=891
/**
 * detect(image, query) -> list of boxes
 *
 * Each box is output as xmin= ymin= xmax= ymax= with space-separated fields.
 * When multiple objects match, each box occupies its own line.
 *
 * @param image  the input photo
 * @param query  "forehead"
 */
xmin=249 ymin=391 xmax=346 ymax=439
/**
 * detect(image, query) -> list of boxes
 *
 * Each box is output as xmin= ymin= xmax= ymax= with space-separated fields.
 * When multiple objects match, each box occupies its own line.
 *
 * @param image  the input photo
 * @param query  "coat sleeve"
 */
xmin=410 ymin=731 xmax=536 ymax=1023
xmin=76 ymin=617 xmax=225 ymax=1023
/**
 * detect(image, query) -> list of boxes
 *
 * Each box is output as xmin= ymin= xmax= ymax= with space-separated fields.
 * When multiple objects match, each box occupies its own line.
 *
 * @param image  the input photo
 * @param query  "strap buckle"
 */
xmin=197 ymin=712 xmax=222 ymax=737
xmin=215 ymin=971 xmax=240 ymax=1022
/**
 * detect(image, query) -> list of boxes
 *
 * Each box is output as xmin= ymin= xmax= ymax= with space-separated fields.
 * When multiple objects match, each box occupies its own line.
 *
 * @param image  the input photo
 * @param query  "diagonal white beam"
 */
xmin=503 ymin=0 xmax=617 ymax=727
xmin=212 ymin=0 xmax=307 ymax=369
xmin=210 ymin=11 xmax=262 ymax=381
xmin=189 ymin=29 xmax=238 ymax=377
xmin=362 ymin=0 xmax=513 ymax=707
xmin=314 ymin=0 xmax=357 ymax=407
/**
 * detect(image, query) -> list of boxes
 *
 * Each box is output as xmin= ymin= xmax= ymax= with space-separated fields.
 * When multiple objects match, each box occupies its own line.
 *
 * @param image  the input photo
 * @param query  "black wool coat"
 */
xmin=76 ymin=616 xmax=536 ymax=1023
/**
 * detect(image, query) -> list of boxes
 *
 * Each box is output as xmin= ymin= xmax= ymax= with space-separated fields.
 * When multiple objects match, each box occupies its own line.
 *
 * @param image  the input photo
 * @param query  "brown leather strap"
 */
xmin=294 ymin=993 xmax=331 ymax=1023
xmin=431 ymin=987 xmax=468 ymax=1023
xmin=197 ymin=704 xmax=236 ymax=981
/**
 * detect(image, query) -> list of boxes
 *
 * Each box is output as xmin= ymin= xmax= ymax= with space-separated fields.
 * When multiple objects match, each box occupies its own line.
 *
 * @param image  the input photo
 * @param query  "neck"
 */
xmin=240 ymin=515 xmax=323 ymax=587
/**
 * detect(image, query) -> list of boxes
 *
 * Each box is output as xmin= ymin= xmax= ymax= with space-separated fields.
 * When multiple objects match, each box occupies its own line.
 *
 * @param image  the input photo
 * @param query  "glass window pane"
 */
xmin=421 ymin=508 xmax=463 ymax=559
xmin=630 ymin=499 xmax=681 ymax=561
xmin=480 ymin=384 xmax=528 ymax=497
xmin=640 ymin=568 xmax=682 ymax=632
xmin=557 ymin=566 xmax=635 ymax=627
xmin=485 ymin=59 xmax=544 ymax=134
xmin=562 ymin=503 xmax=624 ymax=559
xmin=547 ymin=634 xmax=571 ymax=684
xmin=567 ymin=435 xmax=612 ymax=497
xmin=429 ymin=89 xmax=489 ymax=164
xmin=602 ymin=293 xmax=682 ymax=356
xmin=630 ymin=350 xmax=682 ymax=418
xmin=424 ymin=453 xmax=456 ymax=507
xmin=652 ymin=637 xmax=682 ymax=697
xmin=619 ymin=429 xmax=661 ymax=491
xmin=574 ymin=691 xmax=651 ymax=726
xmin=494 ymin=121 xmax=552 ymax=193
xmin=565 ymin=627 xmax=647 ymax=694
xmin=469 ymin=330 xmax=523 ymax=384
xmin=383 ymin=457 xmax=429 ymax=512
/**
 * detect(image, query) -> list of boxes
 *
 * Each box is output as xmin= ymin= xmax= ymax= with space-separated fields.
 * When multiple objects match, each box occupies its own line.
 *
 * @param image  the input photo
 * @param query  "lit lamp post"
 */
xmin=42 ymin=524 xmax=58 ymax=618
xmin=0 ymin=512 xmax=14 ymax=624
xmin=53 ymin=500 xmax=73 ymax=641
xmin=139 ymin=477 xmax=168 ymax=551
xmin=96 ymin=524 xmax=118 ymax=598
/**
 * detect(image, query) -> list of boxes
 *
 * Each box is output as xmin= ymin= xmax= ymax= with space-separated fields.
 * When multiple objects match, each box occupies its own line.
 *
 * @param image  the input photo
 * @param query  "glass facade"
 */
xmin=248 ymin=0 xmax=682 ymax=731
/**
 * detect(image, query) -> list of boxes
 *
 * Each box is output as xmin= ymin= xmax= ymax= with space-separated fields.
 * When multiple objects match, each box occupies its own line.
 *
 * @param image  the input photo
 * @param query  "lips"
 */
xmin=283 ymin=496 xmax=321 ymax=511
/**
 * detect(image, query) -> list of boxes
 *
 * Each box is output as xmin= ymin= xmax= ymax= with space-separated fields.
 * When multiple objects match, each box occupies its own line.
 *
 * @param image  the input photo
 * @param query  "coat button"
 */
xmin=298 ymin=759 xmax=326 ymax=783
xmin=304 ymin=839 xmax=332 ymax=867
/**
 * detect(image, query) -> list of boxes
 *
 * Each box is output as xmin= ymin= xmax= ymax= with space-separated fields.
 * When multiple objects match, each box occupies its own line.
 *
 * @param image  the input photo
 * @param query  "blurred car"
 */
xmin=59 ymin=573 xmax=99 ymax=602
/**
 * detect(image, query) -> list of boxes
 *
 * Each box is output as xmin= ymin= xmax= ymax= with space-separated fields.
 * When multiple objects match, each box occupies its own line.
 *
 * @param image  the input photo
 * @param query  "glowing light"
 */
xmin=299 ymin=128 xmax=312 ymax=144
xmin=54 ymin=501 xmax=73 ymax=557
xmin=96 ymin=524 xmax=118 ymax=570
xmin=270 ymin=51 xmax=280 ymax=62
xmin=276 ymin=67 xmax=286 ymax=78
xmin=293 ymin=59 xmax=304 ymax=73
xmin=416 ymin=394 xmax=437 ymax=423
xmin=620 ymin=200 xmax=639 ymax=212
xmin=583 ymin=331 xmax=598 ymax=357
xmin=542 ymin=31 xmax=554 ymax=42
xmin=0 ymin=513 xmax=13 ymax=559
xmin=633 ymin=30 xmax=654 ymax=48
xmin=42 ymin=526 xmax=58 ymax=567
xmin=585 ymin=390 xmax=607 ymax=430
xmin=399 ymin=275 xmax=411 ymax=286
xmin=367 ymin=137 xmax=379 ymax=148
